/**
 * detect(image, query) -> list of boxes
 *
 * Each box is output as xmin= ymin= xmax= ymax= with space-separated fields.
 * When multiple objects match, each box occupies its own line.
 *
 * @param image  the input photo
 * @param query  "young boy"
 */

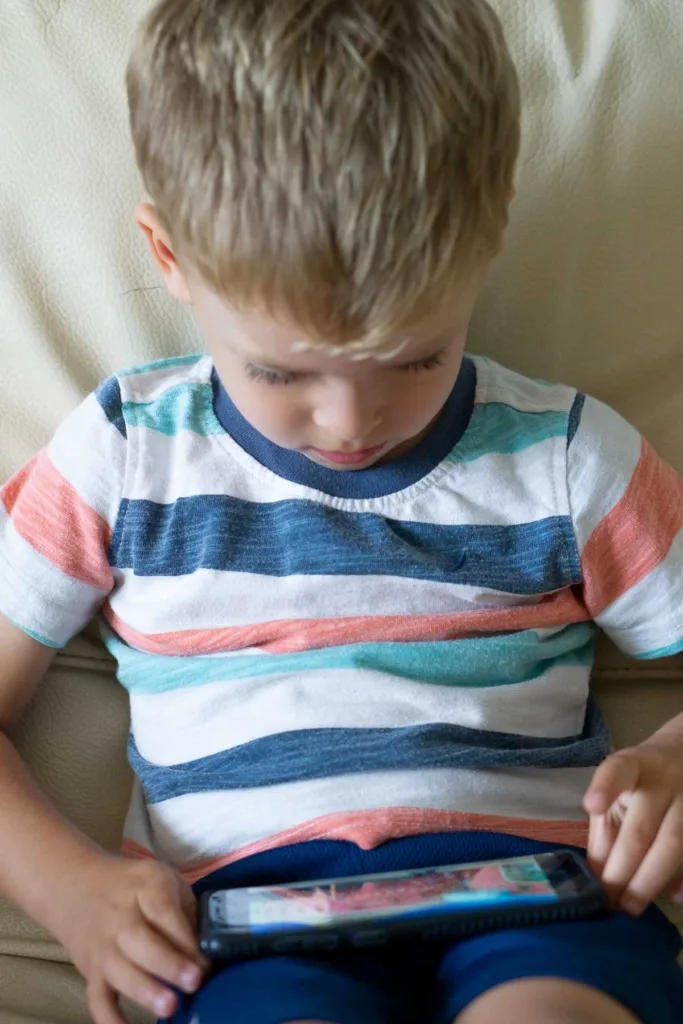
xmin=1 ymin=2 xmax=682 ymax=1023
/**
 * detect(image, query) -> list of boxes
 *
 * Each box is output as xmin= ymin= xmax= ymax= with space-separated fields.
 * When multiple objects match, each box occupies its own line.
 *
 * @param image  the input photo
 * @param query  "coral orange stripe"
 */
xmin=1 ymin=449 xmax=113 ymax=590
xmin=123 ymin=810 xmax=589 ymax=884
xmin=1 ymin=454 xmax=39 ymax=514
xmin=582 ymin=440 xmax=683 ymax=616
xmin=105 ymin=589 xmax=590 ymax=656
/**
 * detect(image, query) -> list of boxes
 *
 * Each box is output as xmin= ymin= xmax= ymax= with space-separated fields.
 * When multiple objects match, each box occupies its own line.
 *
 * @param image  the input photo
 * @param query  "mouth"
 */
xmin=310 ymin=444 xmax=386 ymax=466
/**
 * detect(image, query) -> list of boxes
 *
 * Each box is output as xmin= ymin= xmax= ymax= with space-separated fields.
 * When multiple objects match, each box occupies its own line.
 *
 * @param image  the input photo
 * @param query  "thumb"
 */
xmin=176 ymin=878 xmax=210 ymax=969
xmin=584 ymin=750 xmax=642 ymax=816
xmin=177 ymin=875 xmax=198 ymax=921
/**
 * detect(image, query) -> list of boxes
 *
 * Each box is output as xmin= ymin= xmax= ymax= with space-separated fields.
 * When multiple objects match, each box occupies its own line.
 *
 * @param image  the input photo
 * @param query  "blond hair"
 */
xmin=127 ymin=0 xmax=520 ymax=350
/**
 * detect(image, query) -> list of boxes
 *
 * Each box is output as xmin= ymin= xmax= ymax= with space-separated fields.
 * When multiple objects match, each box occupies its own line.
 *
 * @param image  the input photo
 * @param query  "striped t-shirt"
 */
xmin=1 ymin=353 xmax=682 ymax=883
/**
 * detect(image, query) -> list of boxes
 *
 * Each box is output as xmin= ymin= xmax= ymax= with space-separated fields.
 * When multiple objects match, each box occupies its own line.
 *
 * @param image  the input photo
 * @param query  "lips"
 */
xmin=311 ymin=444 xmax=386 ymax=465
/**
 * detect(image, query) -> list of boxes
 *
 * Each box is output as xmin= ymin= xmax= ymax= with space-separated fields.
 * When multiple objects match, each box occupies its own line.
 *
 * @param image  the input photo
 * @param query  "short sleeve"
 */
xmin=0 ymin=377 xmax=127 ymax=647
xmin=567 ymin=393 xmax=683 ymax=659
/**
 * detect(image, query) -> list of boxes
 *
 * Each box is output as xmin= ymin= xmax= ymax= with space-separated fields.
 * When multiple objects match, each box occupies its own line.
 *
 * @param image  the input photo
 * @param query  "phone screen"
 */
xmin=210 ymin=855 xmax=562 ymax=934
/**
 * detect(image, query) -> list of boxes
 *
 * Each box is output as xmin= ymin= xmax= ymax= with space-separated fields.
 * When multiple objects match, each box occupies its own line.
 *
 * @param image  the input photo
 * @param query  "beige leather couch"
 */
xmin=1 ymin=1 xmax=682 ymax=1021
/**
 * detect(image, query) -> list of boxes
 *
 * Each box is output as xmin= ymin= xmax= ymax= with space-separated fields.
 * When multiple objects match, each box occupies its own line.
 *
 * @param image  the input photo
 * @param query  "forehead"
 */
xmin=194 ymin=279 xmax=480 ymax=371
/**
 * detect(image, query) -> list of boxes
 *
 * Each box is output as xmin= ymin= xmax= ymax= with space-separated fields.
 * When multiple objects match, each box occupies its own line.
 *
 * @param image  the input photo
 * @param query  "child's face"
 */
xmin=193 ymin=286 xmax=479 ymax=470
xmin=137 ymin=205 xmax=484 ymax=471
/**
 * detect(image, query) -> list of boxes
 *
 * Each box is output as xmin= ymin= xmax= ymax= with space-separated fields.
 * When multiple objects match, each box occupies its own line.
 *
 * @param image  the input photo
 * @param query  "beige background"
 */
xmin=0 ymin=1 xmax=682 ymax=1020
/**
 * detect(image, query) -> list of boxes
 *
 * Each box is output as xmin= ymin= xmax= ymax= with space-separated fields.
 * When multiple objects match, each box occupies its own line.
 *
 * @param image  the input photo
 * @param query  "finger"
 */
xmin=584 ymin=752 xmax=640 ymax=816
xmin=117 ymin=920 xmax=203 ymax=994
xmin=587 ymin=809 xmax=620 ymax=878
xmin=87 ymin=981 xmax=127 ymax=1024
xmin=179 ymin=878 xmax=199 ymax=922
xmin=601 ymin=789 xmax=671 ymax=905
xmin=620 ymin=800 xmax=683 ymax=915
xmin=670 ymin=878 xmax=683 ymax=903
xmin=138 ymin=881 xmax=201 ymax=962
xmin=103 ymin=951 xmax=179 ymax=1020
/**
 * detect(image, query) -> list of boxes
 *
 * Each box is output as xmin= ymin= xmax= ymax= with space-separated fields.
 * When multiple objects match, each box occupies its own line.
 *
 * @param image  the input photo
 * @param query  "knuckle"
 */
xmin=133 ymin=860 xmax=162 ymax=885
xmin=627 ymin=820 xmax=656 ymax=847
xmin=117 ymin=919 xmax=149 ymax=949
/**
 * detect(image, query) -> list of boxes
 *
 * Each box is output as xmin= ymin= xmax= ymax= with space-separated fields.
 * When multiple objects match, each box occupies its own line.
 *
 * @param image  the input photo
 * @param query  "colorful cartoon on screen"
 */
xmin=243 ymin=859 xmax=559 ymax=930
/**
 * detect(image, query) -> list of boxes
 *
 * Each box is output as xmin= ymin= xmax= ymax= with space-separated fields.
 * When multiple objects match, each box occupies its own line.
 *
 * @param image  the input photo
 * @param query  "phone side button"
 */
xmin=351 ymin=928 xmax=388 ymax=948
xmin=272 ymin=937 xmax=307 ymax=954
xmin=303 ymin=934 xmax=339 ymax=952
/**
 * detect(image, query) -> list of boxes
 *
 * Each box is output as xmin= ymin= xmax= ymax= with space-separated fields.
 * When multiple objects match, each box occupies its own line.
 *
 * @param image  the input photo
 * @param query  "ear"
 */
xmin=134 ymin=203 xmax=192 ymax=304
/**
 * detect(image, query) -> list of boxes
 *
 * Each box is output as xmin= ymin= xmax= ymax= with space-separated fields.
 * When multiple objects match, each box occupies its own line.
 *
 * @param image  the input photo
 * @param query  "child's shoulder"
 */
xmin=473 ymin=355 xmax=642 ymax=471
xmin=472 ymin=355 xmax=580 ymax=416
xmin=98 ymin=353 xmax=218 ymax=440
xmin=111 ymin=352 xmax=211 ymax=398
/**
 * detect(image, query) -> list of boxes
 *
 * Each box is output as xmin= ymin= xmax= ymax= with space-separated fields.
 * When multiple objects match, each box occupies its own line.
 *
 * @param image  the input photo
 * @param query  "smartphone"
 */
xmin=198 ymin=849 xmax=607 ymax=960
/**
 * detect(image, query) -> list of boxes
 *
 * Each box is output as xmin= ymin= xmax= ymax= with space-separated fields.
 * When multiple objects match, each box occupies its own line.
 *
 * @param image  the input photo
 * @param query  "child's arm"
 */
xmin=0 ymin=613 xmax=207 ymax=1024
xmin=566 ymin=392 xmax=683 ymax=917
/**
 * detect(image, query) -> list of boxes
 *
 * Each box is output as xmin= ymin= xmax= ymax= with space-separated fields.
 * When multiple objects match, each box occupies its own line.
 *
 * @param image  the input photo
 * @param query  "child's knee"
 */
xmin=452 ymin=978 xmax=641 ymax=1024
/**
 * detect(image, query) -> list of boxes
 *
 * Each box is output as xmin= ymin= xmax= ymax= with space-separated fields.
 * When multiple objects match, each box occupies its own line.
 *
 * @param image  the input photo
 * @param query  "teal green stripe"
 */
xmin=122 ymin=382 xmax=223 ymax=436
xmin=8 ymin=617 xmax=63 ymax=649
xmin=119 ymin=354 xmax=204 ymax=377
xmin=447 ymin=404 xmax=569 ymax=463
xmin=107 ymin=623 xmax=596 ymax=695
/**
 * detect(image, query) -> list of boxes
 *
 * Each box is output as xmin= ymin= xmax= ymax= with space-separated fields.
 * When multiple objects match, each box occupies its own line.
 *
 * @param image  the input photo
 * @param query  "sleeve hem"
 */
xmin=0 ymin=550 xmax=90 ymax=648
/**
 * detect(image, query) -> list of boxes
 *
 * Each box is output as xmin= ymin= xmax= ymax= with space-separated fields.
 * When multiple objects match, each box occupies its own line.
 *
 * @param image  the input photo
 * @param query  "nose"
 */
xmin=312 ymin=380 xmax=382 ymax=446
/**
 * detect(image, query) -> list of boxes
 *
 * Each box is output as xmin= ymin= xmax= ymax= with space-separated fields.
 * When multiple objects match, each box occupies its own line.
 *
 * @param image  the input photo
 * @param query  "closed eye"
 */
xmin=245 ymin=364 xmax=298 ymax=386
xmin=398 ymin=353 xmax=446 ymax=373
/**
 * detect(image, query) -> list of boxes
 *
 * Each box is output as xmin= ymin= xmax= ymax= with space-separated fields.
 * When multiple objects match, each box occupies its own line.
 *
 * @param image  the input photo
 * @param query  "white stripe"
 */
xmin=130 ymin=663 xmax=591 ymax=766
xmin=567 ymin=395 xmax=641 ymax=551
xmin=595 ymin=527 xmax=683 ymax=655
xmin=143 ymin=766 xmax=593 ymax=868
xmin=109 ymin=569 xmax=542 ymax=636
xmin=46 ymin=393 xmax=127 ymax=528
xmin=122 ymin=424 xmax=564 ymax=525
xmin=477 ymin=357 xmax=576 ymax=414
xmin=0 ymin=505 xmax=105 ymax=644
xmin=118 ymin=355 xmax=212 ymax=404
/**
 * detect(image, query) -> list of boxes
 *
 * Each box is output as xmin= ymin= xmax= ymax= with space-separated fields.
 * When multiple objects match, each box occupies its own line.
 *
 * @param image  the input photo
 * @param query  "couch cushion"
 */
xmin=1 ymin=1 xmax=682 ymax=1020
xmin=0 ymin=955 xmax=150 ymax=1024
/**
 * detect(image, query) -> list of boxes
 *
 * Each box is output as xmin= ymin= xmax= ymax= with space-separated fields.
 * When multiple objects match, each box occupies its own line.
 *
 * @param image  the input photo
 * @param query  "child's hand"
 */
xmin=54 ymin=854 xmax=208 ymax=1024
xmin=584 ymin=742 xmax=683 ymax=916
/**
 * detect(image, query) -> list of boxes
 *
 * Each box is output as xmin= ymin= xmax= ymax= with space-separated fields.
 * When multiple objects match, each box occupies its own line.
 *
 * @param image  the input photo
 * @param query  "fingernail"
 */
xmin=673 ymin=891 xmax=683 ymax=905
xmin=180 ymin=967 xmax=201 ymax=992
xmin=155 ymin=993 xmax=176 ymax=1018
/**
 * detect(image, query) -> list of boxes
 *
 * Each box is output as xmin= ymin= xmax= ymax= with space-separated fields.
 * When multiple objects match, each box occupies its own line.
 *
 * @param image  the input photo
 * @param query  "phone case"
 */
xmin=198 ymin=851 xmax=607 ymax=961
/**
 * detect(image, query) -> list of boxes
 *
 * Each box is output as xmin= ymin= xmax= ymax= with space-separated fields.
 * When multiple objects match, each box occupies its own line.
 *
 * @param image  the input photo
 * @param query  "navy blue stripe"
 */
xmin=130 ymin=701 xmax=610 ymax=804
xmin=95 ymin=376 xmax=127 ymax=439
xmin=108 ymin=497 xmax=582 ymax=592
xmin=567 ymin=393 xmax=585 ymax=448
xmin=211 ymin=357 xmax=477 ymax=499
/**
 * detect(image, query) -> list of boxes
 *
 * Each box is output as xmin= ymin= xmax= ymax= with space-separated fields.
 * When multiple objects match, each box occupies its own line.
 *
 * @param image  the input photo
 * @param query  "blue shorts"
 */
xmin=168 ymin=832 xmax=683 ymax=1024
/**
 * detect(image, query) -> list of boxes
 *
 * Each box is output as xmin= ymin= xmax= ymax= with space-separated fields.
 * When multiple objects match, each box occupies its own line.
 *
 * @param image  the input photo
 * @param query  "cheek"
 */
xmin=235 ymin=386 xmax=305 ymax=442
xmin=387 ymin=371 xmax=456 ymax=427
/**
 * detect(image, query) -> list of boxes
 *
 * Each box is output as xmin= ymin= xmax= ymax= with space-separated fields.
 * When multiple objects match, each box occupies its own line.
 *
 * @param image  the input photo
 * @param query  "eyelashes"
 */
xmin=245 ymin=352 xmax=446 ymax=386
xmin=245 ymin=365 xmax=296 ymax=386
xmin=400 ymin=353 xmax=446 ymax=373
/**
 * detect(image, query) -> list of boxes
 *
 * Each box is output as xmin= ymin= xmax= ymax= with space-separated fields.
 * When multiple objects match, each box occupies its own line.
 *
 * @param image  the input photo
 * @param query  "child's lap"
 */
xmin=168 ymin=833 xmax=683 ymax=1024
